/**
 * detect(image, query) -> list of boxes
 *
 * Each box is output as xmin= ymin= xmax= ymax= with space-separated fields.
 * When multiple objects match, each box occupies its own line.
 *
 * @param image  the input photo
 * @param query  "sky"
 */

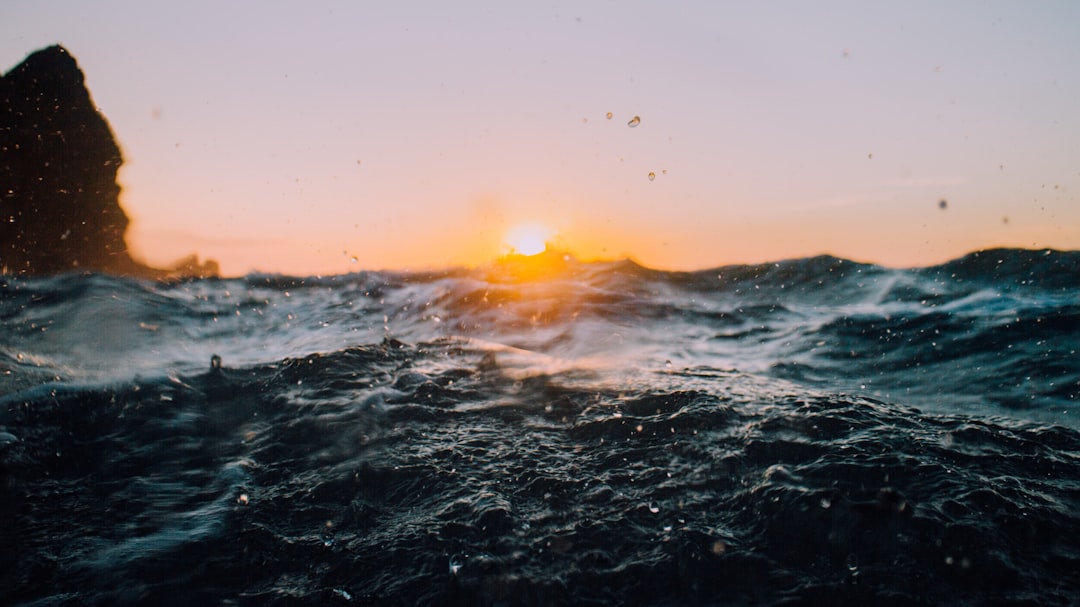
xmin=3 ymin=1 xmax=1078 ymax=276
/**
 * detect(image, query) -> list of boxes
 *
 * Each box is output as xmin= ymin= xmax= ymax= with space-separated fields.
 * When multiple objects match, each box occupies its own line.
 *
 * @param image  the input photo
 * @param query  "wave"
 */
xmin=2 ymin=338 xmax=1078 ymax=604
xmin=2 ymin=248 xmax=1077 ymax=426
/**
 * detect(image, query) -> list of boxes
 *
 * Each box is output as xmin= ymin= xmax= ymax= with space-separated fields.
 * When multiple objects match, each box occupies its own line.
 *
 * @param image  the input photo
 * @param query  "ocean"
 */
xmin=2 ymin=247 xmax=1078 ymax=605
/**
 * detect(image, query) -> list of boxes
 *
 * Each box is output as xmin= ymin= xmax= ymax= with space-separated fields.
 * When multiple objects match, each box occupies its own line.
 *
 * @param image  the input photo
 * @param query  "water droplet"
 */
xmin=627 ymin=116 xmax=641 ymax=128
xmin=606 ymin=112 xmax=613 ymax=120
xmin=350 ymin=256 xmax=358 ymax=264
xmin=648 ymin=171 xmax=656 ymax=181
xmin=711 ymin=539 xmax=727 ymax=555
xmin=0 ymin=432 xmax=17 ymax=448
xmin=939 ymin=199 xmax=948 ymax=210
xmin=648 ymin=502 xmax=660 ymax=514
xmin=449 ymin=553 xmax=466 ymax=576
xmin=635 ymin=424 xmax=644 ymax=433
xmin=820 ymin=497 xmax=832 ymax=509
xmin=237 ymin=493 xmax=249 ymax=505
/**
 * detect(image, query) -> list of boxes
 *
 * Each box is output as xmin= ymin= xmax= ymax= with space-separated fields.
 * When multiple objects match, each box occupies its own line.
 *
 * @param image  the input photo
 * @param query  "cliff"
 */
xmin=0 ymin=45 xmax=216 ymax=278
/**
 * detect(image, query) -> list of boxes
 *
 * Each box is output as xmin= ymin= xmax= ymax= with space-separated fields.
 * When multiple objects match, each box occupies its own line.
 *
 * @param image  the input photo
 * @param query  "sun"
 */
xmin=503 ymin=223 xmax=551 ymax=256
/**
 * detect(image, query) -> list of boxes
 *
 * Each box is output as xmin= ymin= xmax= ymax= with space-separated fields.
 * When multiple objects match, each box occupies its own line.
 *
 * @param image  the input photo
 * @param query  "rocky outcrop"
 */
xmin=1 ymin=45 xmax=216 ymax=278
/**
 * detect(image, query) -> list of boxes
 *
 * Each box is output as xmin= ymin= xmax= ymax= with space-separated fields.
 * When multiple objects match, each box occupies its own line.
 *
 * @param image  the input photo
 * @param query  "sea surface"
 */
xmin=2 ymin=248 xmax=1079 ymax=605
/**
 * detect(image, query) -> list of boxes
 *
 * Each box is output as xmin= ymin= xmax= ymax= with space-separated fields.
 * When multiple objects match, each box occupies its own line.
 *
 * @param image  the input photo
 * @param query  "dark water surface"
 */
xmin=2 ymin=248 xmax=1079 ymax=605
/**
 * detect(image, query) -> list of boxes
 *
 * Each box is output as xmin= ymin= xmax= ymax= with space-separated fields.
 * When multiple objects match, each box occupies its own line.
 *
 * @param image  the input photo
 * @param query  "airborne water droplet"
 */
xmin=649 ymin=502 xmax=660 ymax=514
xmin=627 ymin=116 xmax=641 ymax=128
xmin=606 ymin=112 xmax=613 ymax=120
xmin=847 ymin=554 xmax=859 ymax=571
xmin=648 ymin=171 xmax=656 ymax=181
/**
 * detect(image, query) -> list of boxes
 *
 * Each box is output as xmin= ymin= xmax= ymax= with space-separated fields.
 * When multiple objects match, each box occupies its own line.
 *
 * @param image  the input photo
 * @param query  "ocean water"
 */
xmin=1 ymin=247 xmax=1078 ymax=605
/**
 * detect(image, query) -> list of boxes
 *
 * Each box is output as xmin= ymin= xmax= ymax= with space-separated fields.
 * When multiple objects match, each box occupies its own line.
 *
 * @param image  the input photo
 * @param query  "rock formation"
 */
xmin=1 ymin=45 xmax=216 ymax=278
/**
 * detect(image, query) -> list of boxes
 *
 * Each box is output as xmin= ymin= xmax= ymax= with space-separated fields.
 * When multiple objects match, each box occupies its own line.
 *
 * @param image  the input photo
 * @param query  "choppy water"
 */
xmin=2 ymin=248 xmax=1079 ymax=605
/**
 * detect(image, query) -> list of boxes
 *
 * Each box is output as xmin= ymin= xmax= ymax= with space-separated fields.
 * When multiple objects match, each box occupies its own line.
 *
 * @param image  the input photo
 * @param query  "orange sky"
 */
xmin=5 ymin=2 xmax=1078 ymax=276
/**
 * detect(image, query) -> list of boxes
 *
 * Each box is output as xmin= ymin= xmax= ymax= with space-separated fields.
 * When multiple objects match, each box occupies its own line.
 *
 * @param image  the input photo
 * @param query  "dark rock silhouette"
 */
xmin=1 ymin=45 xmax=217 ymax=278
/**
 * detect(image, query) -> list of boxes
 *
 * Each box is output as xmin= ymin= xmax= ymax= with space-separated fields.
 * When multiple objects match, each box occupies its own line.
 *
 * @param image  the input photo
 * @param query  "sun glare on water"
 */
xmin=504 ymin=224 xmax=551 ymax=256
xmin=492 ymin=222 xmax=569 ymax=282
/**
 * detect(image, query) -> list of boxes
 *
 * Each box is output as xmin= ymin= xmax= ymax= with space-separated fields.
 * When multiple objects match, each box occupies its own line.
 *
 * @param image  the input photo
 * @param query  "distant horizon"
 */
xmin=119 ymin=243 xmax=1076 ymax=280
xmin=5 ymin=2 xmax=1078 ymax=276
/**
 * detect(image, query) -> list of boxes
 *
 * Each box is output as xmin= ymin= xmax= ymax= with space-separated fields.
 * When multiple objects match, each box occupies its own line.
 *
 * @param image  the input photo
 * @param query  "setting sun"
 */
xmin=504 ymin=223 xmax=552 ymax=257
